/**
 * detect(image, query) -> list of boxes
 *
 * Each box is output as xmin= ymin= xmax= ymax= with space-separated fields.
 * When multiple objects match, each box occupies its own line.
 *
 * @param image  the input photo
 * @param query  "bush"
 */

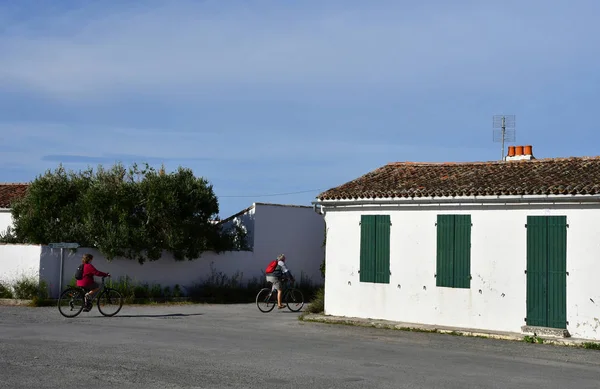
xmin=0 ymin=281 xmax=13 ymax=298
xmin=106 ymin=275 xmax=137 ymax=304
xmin=13 ymin=276 xmax=41 ymax=299
xmin=1 ymin=276 xmax=51 ymax=306
xmin=30 ymin=279 xmax=51 ymax=306
xmin=305 ymin=286 xmax=324 ymax=313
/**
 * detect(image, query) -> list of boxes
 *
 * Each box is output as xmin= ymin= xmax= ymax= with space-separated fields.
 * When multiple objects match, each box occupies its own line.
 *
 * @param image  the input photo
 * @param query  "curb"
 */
xmin=0 ymin=298 xmax=34 ymax=306
xmin=299 ymin=313 xmax=600 ymax=349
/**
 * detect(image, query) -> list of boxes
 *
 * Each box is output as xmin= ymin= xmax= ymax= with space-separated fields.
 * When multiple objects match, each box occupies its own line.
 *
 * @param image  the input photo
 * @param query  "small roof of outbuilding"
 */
xmin=0 ymin=183 xmax=29 ymax=208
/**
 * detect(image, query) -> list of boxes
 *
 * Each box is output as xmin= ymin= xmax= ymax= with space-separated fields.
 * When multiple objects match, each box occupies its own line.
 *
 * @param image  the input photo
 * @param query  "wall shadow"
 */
xmin=95 ymin=313 xmax=204 ymax=318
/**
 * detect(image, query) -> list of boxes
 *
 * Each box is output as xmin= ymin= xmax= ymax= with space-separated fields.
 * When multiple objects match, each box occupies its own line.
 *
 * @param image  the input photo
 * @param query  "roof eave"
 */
xmin=313 ymin=193 xmax=600 ymax=207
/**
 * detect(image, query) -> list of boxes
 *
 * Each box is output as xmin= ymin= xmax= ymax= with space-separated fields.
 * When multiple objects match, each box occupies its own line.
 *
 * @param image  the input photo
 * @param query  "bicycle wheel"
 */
xmin=285 ymin=288 xmax=304 ymax=312
xmin=58 ymin=288 xmax=85 ymax=318
xmin=256 ymin=288 xmax=276 ymax=313
xmin=97 ymin=288 xmax=123 ymax=317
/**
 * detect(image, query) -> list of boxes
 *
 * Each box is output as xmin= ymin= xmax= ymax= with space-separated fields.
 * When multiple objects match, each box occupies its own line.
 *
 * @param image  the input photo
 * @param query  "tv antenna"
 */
xmin=493 ymin=115 xmax=515 ymax=160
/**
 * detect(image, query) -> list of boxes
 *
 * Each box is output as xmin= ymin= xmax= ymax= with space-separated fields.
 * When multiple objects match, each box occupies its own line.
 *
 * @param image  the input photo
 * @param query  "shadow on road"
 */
xmin=97 ymin=313 xmax=204 ymax=318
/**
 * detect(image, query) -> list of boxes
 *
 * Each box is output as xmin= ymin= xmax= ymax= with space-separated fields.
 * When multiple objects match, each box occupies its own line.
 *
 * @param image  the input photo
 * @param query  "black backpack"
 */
xmin=74 ymin=264 xmax=84 ymax=280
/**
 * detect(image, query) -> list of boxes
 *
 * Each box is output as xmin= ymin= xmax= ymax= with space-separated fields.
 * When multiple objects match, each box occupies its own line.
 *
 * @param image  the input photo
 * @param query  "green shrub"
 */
xmin=2 ymin=276 xmax=51 ymax=306
xmin=0 ymin=281 xmax=13 ymax=298
xmin=30 ymin=279 xmax=51 ymax=306
xmin=106 ymin=276 xmax=137 ymax=303
xmin=306 ymin=286 xmax=324 ymax=313
xmin=13 ymin=276 xmax=41 ymax=299
xmin=173 ymin=284 xmax=182 ymax=298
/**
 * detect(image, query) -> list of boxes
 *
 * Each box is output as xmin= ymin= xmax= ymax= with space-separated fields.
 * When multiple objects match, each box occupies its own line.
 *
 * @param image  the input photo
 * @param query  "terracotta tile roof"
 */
xmin=0 ymin=184 xmax=29 ymax=208
xmin=317 ymin=157 xmax=600 ymax=200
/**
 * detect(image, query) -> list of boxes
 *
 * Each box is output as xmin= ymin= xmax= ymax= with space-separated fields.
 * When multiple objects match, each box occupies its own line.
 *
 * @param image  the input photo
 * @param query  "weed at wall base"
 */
xmin=305 ymin=286 xmax=324 ymax=314
xmin=523 ymin=335 xmax=544 ymax=344
xmin=582 ymin=342 xmax=600 ymax=350
xmin=0 ymin=275 xmax=50 ymax=306
xmin=83 ymin=265 xmax=323 ymax=305
xmin=0 ymin=281 xmax=14 ymax=298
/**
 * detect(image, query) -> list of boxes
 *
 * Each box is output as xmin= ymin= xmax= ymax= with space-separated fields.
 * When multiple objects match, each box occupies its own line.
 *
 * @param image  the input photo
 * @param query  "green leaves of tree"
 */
xmin=6 ymin=163 xmax=248 ymax=263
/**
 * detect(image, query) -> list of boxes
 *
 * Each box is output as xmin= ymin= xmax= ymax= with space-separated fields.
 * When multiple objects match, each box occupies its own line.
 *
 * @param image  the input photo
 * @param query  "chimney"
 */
xmin=506 ymin=145 xmax=534 ymax=161
xmin=515 ymin=145 xmax=523 ymax=156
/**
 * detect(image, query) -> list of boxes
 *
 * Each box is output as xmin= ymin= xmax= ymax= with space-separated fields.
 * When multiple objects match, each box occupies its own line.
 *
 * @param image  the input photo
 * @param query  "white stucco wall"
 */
xmin=0 ymin=202 xmax=326 ymax=298
xmin=39 ymin=247 xmax=255 ymax=298
xmin=323 ymin=205 xmax=600 ymax=341
xmin=252 ymin=203 xmax=325 ymax=284
xmin=0 ymin=244 xmax=42 ymax=284
xmin=0 ymin=210 xmax=13 ymax=235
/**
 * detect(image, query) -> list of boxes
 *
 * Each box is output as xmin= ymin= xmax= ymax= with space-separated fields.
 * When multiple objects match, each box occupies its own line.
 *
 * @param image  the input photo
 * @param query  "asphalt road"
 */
xmin=1 ymin=304 xmax=599 ymax=389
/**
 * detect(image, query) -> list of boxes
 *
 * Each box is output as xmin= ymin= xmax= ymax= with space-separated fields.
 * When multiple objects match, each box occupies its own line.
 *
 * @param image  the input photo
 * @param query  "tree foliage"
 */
xmin=4 ymin=163 xmax=248 ymax=263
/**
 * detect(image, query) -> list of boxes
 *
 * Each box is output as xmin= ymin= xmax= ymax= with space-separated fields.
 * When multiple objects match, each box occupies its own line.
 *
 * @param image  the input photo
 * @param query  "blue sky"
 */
xmin=1 ymin=0 xmax=599 ymax=218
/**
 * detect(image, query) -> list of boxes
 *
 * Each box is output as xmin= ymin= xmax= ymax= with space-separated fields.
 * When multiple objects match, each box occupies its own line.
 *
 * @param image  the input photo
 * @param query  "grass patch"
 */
xmin=582 ymin=342 xmax=600 ymax=350
xmin=523 ymin=335 xmax=544 ymax=344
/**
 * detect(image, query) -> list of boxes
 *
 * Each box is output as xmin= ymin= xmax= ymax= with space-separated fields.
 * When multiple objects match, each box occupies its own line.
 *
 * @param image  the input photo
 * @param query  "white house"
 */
xmin=313 ymin=145 xmax=600 ymax=341
xmin=0 ymin=183 xmax=28 ymax=235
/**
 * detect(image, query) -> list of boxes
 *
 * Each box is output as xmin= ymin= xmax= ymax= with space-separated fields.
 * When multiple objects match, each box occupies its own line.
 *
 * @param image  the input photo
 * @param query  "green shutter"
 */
xmin=547 ymin=216 xmax=567 ymax=329
xmin=360 ymin=215 xmax=390 ymax=284
xmin=360 ymin=215 xmax=376 ymax=282
xmin=526 ymin=216 xmax=548 ymax=327
xmin=453 ymin=215 xmax=471 ymax=289
xmin=375 ymin=215 xmax=390 ymax=284
xmin=436 ymin=215 xmax=455 ymax=287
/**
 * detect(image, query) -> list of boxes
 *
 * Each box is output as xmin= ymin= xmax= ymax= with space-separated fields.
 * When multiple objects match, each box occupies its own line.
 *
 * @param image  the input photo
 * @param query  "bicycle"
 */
xmin=256 ymin=278 xmax=304 ymax=313
xmin=58 ymin=276 xmax=123 ymax=318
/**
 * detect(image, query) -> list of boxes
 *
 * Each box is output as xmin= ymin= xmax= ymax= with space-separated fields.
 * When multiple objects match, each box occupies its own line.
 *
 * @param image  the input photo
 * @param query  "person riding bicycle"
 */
xmin=265 ymin=254 xmax=295 ymax=309
xmin=76 ymin=253 xmax=110 ymax=312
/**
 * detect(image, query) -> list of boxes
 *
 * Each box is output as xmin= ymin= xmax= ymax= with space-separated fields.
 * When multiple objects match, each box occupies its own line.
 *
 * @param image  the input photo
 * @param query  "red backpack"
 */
xmin=265 ymin=260 xmax=278 ymax=274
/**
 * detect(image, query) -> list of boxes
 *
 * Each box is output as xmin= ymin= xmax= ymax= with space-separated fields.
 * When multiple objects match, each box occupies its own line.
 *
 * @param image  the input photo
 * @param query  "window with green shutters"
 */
xmin=359 ymin=215 xmax=390 ymax=284
xmin=436 ymin=214 xmax=471 ymax=289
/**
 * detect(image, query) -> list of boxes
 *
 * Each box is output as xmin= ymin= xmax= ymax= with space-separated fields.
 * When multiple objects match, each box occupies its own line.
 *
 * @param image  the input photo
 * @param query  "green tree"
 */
xmin=5 ymin=163 xmax=247 ymax=263
xmin=10 ymin=165 xmax=92 ymax=246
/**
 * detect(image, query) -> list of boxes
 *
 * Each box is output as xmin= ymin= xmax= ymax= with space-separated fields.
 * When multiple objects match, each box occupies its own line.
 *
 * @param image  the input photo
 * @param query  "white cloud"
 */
xmin=1 ymin=1 xmax=598 ymax=101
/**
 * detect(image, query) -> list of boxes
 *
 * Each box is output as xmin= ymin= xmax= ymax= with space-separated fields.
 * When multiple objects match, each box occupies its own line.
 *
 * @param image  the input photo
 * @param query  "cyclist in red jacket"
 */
xmin=76 ymin=253 xmax=110 ymax=311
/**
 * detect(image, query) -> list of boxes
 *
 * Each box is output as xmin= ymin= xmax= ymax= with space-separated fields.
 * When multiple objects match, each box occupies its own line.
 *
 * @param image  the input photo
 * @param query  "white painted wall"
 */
xmin=0 ymin=210 xmax=13 ymax=235
xmin=0 ymin=202 xmax=326 ymax=298
xmin=0 ymin=244 xmax=42 ymax=284
xmin=323 ymin=205 xmax=600 ymax=341
xmin=252 ymin=203 xmax=325 ymax=284
xmin=39 ymin=247 xmax=255 ymax=298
